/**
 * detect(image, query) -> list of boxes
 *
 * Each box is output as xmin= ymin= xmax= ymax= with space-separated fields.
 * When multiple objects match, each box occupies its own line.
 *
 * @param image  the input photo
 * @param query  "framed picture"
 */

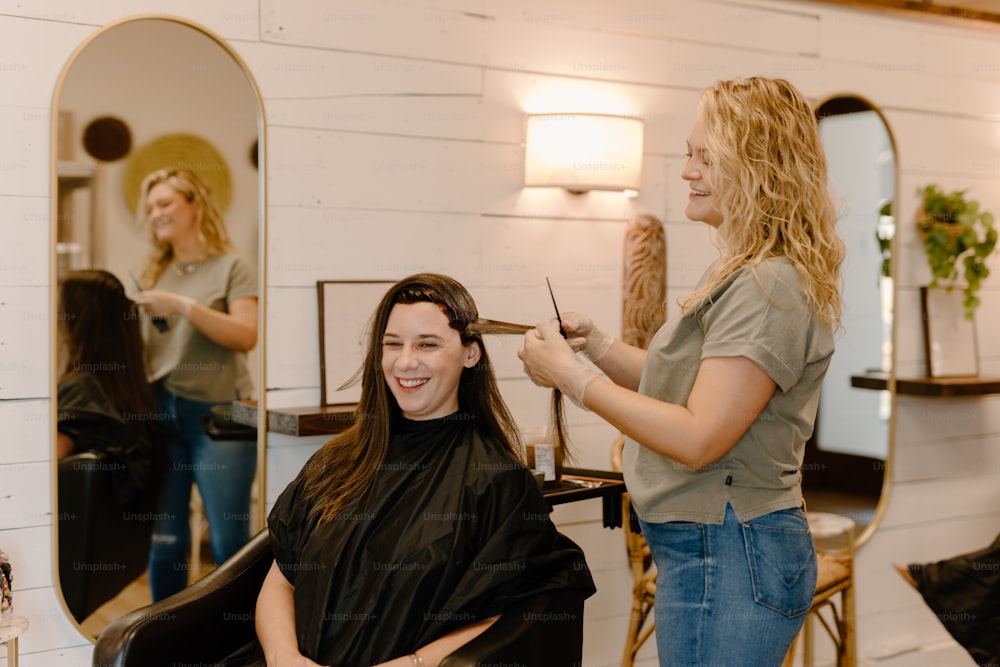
xmin=921 ymin=286 xmax=979 ymax=378
xmin=317 ymin=280 xmax=394 ymax=405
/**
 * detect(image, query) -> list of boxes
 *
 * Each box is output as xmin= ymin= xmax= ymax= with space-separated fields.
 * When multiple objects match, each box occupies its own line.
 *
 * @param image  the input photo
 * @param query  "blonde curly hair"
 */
xmin=137 ymin=168 xmax=233 ymax=288
xmin=680 ymin=77 xmax=845 ymax=329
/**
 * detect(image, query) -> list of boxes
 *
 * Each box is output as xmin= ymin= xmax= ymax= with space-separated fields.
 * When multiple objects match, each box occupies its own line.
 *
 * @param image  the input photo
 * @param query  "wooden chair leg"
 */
xmin=621 ymin=605 xmax=642 ymax=667
xmin=621 ymin=583 xmax=654 ymax=666
xmin=782 ymin=632 xmax=800 ymax=667
xmin=842 ymin=580 xmax=856 ymax=667
xmin=803 ymin=612 xmax=815 ymax=667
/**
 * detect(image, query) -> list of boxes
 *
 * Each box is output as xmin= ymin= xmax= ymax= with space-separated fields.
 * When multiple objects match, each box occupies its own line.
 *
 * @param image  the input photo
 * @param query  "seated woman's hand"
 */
xmin=266 ymin=650 xmax=325 ymax=667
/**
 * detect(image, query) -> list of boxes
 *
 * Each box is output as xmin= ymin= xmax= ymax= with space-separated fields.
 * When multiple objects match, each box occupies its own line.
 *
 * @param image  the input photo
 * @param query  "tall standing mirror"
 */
xmin=51 ymin=16 xmax=266 ymax=637
xmin=802 ymin=95 xmax=896 ymax=546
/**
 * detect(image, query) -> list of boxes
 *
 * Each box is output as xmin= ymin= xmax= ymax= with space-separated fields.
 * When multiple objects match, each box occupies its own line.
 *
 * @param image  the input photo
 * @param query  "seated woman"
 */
xmin=255 ymin=273 xmax=595 ymax=667
xmin=57 ymin=269 xmax=163 ymax=507
xmin=895 ymin=534 xmax=1000 ymax=666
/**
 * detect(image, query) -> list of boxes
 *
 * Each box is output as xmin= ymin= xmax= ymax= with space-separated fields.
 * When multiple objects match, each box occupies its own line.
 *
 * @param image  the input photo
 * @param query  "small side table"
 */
xmin=0 ymin=614 xmax=28 ymax=667
xmin=544 ymin=468 xmax=626 ymax=529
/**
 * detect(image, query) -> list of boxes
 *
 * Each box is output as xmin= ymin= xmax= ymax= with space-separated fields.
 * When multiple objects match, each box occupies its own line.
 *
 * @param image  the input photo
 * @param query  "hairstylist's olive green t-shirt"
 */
xmin=144 ymin=253 xmax=257 ymax=403
xmin=623 ymin=257 xmax=835 ymax=525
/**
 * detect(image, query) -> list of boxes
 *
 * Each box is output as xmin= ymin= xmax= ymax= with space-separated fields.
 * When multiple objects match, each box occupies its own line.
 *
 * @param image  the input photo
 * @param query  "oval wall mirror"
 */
xmin=802 ymin=95 xmax=897 ymax=547
xmin=50 ymin=15 xmax=266 ymax=638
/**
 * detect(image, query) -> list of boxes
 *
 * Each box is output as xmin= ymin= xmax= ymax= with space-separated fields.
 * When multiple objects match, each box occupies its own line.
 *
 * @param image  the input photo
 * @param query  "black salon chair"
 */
xmin=93 ymin=528 xmax=587 ymax=667
xmin=58 ymin=450 xmax=156 ymax=622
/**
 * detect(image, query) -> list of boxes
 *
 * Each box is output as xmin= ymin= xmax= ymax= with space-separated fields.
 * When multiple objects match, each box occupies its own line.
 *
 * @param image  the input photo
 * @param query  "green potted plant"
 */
xmin=877 ymin=199 xmax=893 ymax=279
xmin=917 ymin=184 xmax=998 ymax=318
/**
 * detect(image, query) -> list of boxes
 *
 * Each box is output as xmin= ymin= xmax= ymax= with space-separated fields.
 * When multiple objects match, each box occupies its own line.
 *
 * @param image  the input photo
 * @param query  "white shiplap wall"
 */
xmin=1 ymin=1 xmax=998 ymax=665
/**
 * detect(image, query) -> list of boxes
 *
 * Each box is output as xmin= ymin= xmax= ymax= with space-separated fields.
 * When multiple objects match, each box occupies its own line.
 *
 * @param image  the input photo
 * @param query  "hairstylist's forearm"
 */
xmin=186 ymin=296 xmax=258 ymax=352
xmin=581 ymin=356 xmax=776 ymax=469
xmin=592 ymin=340 xmax=646 ymax=390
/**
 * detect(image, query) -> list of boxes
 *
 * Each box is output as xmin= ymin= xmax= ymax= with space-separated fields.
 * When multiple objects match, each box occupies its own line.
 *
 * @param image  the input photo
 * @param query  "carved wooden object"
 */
xmin=621 ymin=213 xmax=666 ymax=349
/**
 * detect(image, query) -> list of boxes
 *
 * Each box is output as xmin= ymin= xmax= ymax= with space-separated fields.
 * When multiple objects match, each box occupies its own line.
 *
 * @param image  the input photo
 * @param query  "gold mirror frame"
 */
xmin=49 ymin=14 xmax=267 ymax=636
xmin=807 ymin=93 xmax=897 ymax=548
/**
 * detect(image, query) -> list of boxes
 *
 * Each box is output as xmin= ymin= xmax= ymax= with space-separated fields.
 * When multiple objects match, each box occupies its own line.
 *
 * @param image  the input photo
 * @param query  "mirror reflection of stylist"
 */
xmin=519 ymin=78 xmax=846 ymax=665
xmin=133 ymin=168 xmax=258 ymax=601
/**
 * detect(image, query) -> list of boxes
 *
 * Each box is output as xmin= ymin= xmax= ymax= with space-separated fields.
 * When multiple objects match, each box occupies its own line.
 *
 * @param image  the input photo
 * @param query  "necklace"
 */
xmin=172 ymin=260 xmax=204 ymax=275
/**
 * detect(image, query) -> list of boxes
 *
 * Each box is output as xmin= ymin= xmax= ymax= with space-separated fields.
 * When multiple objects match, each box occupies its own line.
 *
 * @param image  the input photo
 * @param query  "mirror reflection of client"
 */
xmin=133 ymin=168 xmax=258 ymax=601
xmin=253 ymin=273 xmax=596 ymax=667
xmin=56 ymin=269 xmax=164 ymax=507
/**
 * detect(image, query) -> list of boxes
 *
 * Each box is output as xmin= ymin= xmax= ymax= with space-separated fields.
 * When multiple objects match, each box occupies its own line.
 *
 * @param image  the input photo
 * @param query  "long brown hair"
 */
xmin=137 ymin=168 xmax=233 ymax=288
xmin=680 ymin=77 xmax=845 ymax=329
xmin=302 ymin=274 xmax=524 ymax=523
xmin=57 ymin=270 xmax=154 ymax=417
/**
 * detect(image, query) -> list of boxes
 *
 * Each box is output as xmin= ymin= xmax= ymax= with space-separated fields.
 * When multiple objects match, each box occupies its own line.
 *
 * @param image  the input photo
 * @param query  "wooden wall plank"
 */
xmin=238 ymin=42 xmax=483 ymax=104
xmin=0 ymin=287 xmax=51 ymax=399
xmin=0 ymin=400 xmax=49 ymax=466
xmin=486 ymin=0 xmax=821 ymax=57
xmin=0 ymin=462 xmax=50 ymax=531
xmin=266 ymin=207 xmax=481 ymax=286
xmin=877 ymin=474 xmax=1000 ymax=529
xmin=0 ymin=1 xmax=263 ymax=41
xmin=0 ymin=106 xmax=50 ymax=199
xmin=0 ymin=196 xmax=51 ymax=288
xmin=261 ymin=0 xmax=489 ymax=63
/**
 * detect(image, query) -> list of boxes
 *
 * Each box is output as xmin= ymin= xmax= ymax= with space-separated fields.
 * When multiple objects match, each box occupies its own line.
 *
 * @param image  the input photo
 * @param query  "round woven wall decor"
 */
xmin=123 ymin=133 xmax=232 ymax=215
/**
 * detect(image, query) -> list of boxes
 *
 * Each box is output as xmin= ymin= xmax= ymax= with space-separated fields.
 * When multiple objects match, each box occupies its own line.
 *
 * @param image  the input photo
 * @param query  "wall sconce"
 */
xmin=524 ymin=113 xmax=644 ymax=196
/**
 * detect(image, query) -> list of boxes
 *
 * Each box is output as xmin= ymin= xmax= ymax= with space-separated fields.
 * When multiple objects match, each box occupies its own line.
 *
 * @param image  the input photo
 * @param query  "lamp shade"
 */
xmin=524 ymin=113 xmax=644 ymax=194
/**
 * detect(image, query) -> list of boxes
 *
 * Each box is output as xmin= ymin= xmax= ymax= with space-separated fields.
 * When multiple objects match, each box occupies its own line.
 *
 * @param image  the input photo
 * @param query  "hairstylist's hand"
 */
xmin=559 ymin=312 xmax=615 ymax=362
xmin=519 ymin=319 xmax=599 ymax=409
xmin=134 ymin=290 xmax=195 ymax=319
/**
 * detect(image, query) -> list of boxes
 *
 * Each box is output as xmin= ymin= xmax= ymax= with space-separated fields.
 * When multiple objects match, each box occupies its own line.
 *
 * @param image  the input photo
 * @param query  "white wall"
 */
xmin=1 ymin=1 xmax=999 ymax=665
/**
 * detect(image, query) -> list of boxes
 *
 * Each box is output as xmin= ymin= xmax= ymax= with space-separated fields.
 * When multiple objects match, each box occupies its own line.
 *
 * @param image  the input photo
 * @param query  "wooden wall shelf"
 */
xmin=851 ymin=371 xmax=1000 ymax=397
xmin=231 ymin=401 xmax=356 ymax=437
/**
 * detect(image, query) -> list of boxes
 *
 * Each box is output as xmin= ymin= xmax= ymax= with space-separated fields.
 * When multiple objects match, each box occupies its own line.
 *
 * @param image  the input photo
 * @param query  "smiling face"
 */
xmin=381 ymin=301 xmax=482 ymax=421
xmin=145 ymin=182 xmax=199 ymax=247
xmin=681 ymin=112 xmax=724 ymax=229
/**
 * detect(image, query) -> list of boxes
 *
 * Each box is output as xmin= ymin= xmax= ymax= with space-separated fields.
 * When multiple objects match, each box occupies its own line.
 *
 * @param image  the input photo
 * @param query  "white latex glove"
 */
xmin=519 ymin=319 xmax=599 ymax=409
xmin=134 ymin=290 xmax=195 ymax=319
xmin=559 ymin=312 xmax=615 ymax=362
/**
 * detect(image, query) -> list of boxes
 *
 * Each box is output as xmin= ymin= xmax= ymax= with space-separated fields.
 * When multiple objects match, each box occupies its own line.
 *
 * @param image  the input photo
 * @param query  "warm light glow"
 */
xmin=524 ymin=114 xmax=644 ymax=194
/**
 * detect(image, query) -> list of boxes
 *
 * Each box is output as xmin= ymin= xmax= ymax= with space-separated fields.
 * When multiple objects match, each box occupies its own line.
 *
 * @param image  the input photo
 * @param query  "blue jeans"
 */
xmin=148 ymin=386 xmax=257 ymax=601
xmin=639 ymin=504 xmax=817 ymax=667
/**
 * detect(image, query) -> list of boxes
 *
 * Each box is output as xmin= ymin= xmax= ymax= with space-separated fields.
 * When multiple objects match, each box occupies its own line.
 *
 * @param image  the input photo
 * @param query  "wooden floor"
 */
xmin=77 ymin=538 xmax=215 ymax=639
xmin=79 ymin=572 xmax=153 ymax=638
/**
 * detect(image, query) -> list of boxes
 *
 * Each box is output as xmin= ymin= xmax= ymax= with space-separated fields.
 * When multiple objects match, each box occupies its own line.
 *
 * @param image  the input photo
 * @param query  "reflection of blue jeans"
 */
xmin=148 ymin=386 xmax=257 ymax=601
xmin=639 ymin=504 xmax=817 ymax=666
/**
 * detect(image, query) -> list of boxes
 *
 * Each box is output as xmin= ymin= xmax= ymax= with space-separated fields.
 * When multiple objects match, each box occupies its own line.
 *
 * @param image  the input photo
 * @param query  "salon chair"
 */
xmin=93 ymin=528 xmax=587 ymax=667
xmin=58 ymin=451 xmax=155 ymax=622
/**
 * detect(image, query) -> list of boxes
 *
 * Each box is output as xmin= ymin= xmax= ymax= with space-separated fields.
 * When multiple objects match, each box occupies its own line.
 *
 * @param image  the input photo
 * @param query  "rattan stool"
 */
xmin=611 ymin=435 xmax=656 ymax=667
xmin=784 ymin=512 xmax=857 ymax=667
